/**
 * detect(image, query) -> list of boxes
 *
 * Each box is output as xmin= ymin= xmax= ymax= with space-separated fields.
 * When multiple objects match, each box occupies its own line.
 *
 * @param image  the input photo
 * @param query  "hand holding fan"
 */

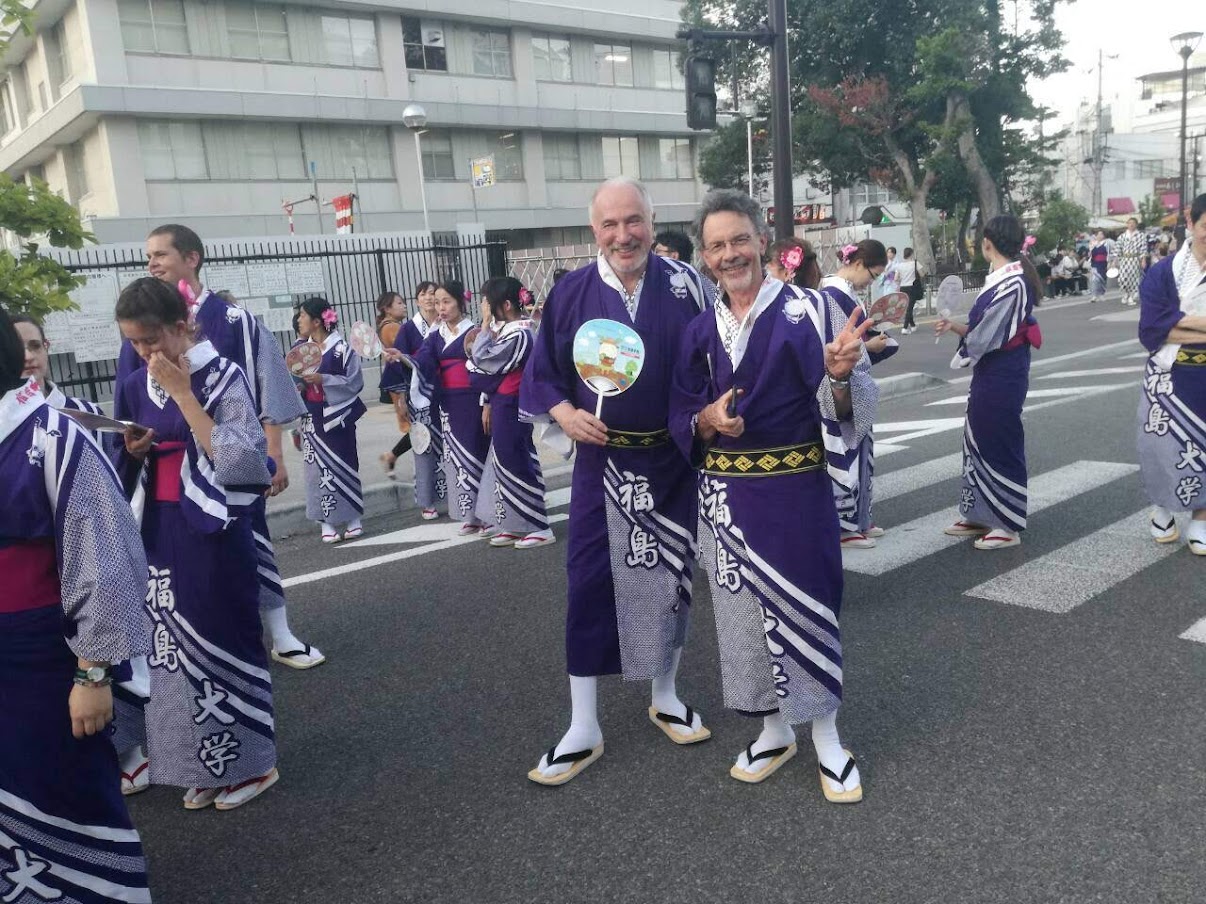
xmin=286 ymin=341 xmax=323 ymax=376
xmin=1106 ymin=266 xmax=1120 ymax=279
xmin=934 ymin=275 xmax=970 ymax=343
xmin=867 ymin=291 xmax=909 ymax=325
xmin=349 ymin=321 xmax=383 ymax=359
xmin=572 ymin=318 xmax=646 ymax=418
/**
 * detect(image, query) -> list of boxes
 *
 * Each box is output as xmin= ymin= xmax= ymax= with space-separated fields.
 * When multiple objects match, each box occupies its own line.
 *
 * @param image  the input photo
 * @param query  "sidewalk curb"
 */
xmin=878 ymin=371 xmax=947 ymax=401
xmin=266 ymin=462 xmax=576 ymax=538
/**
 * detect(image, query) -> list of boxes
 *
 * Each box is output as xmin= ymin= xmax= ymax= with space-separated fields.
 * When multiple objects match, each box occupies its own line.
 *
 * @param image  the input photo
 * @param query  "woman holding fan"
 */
xmin=936 ymin=215 xmax=1042 ymax=550
xmin=293 ymin=297 xmax=366 ymax=543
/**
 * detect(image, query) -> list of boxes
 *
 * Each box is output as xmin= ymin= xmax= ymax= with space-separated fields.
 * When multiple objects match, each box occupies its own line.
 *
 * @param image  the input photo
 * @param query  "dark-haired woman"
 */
xmin=0 ymin=304 xmax=152 ymax=901
xmin=293 ymin=298 xmax=366 ymax=543
xmin=821 ymin=240 xmax=893 ymax=548
xmin=388 ymin=281 xmax=488 ymax=536
xmin=113 ymin=277 xmax=279 ymax=811
xmin=936 ymin=216 xmax=1042 ymax=550
xmin=1137 ymin=193 xmax=1206 ymax=554
xmin=376 ymin=290 xmax=412 ymax=477
xmin=767 ymin=237 xmax=821 ymax=290
xmin=468 ymin=277 xmax=554 ymax=548
xmin=383 ymin=281 xmax=445 ymax=518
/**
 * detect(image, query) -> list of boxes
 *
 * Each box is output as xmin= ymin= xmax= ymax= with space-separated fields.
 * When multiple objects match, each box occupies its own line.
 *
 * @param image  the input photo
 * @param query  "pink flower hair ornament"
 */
xmin=320 ymin=308 xmax=338 ymax=328
xmin=463 ymin=290 xmax=473 ymax=303
xmin=518 ymin=287 xmax=533 ymax=306
xmin=1023 ymin=235 xmax=1037 ymax=249
xmin=841 ymin=243 xmax=859 ymax=263
xmin=779 ymin=245 xmax=805 ymax=272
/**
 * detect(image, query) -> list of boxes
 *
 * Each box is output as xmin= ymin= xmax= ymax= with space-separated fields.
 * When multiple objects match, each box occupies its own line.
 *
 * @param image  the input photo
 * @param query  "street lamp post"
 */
xmin=740 ymin=99 xmax=758 ymax=200
xmin=1171 ymin=32 xmax=1202 ymax=242
xmin=402 ymin=103 xmax=432 ymax=235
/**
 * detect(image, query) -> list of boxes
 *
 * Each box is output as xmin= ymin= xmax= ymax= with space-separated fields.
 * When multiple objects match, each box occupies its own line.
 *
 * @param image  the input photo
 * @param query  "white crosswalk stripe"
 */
xmin=1179 ymin=618 xmax=1206 ymax=643
xmin=844 ymin=461 xmax=1139 ymax=576
xmin=1037 ymin=367 xmax=1140 ymax=380
xmin=964 ymin=510 xmax=1180 ymax=613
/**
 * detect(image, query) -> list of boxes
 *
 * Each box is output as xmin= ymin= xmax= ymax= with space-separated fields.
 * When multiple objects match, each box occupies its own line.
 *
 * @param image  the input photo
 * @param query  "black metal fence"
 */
xmin=47 ymin=233 xmax=507 ymax=402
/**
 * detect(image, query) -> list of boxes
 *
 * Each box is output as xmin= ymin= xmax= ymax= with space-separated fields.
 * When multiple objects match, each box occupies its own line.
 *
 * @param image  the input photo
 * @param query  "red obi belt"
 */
xmin=440 ymin=359 xmax=471 ymax=391
xmin=0 ymin=539 xmax=60 ymax=613
xmin=151 ymin=441 xmax=187 ymax=502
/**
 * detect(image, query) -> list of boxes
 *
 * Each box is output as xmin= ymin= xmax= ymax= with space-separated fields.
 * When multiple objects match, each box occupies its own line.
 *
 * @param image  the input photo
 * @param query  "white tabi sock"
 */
xmin=649 ymin=647 xmax=705 ymax=738
xmin=346 ymin=518 xmax=362 ymax=532
xmin=534 ymin=675 xmax=603 ymax=779
xmin=732 ymin=712 xmax=796 ymax=774
xmin=263 ymin=607 xmax=302 ymax=654
xmin=812 ymin=711 xmax=861 ymax=794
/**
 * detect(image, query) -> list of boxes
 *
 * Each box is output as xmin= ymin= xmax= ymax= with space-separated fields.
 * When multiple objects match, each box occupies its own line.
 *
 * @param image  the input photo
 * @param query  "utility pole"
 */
xmin=767 ymin=0 xmax=793 ymax=238
xmin=1093 ymin=49 xmax=1104 ymax=217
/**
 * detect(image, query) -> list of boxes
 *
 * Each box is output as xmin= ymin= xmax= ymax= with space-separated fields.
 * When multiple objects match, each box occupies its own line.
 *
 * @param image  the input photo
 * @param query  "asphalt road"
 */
xmin=126 ymin=292 xmax=1206 ymax=904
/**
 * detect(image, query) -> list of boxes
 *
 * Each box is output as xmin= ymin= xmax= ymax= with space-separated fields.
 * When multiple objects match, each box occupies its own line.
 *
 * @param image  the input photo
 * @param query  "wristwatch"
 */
xmin=827 ymin=373 xmax=850 ymax=390
xmin=73 ymin=665 xmax=113 ymax=688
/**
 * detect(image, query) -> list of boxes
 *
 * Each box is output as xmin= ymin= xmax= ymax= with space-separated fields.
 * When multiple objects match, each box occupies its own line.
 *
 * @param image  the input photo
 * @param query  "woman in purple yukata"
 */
xmin=1137 ymin=193 xmax=1206 ymax=554
xmin=668 ymin=189 xmax=874 ymax=801
xmin=467 ymin=277 xmax=554 ymax=549
xmin=114 ymin=277 xmax=279 ymax=811
xmin=391 ymin=281 xmax=490 ymax=537
xmin=381 ymin=281 xmax=445 ymax=519
xmin=292 ymin=298 xmax=366 ymax=543
xmin=820 ymin=240 xmax=897 ymax=548
xmin=936 ymin=215 xmax=1043 ymax=550
xmin=0 ymin=305 xmax=152 ymax=902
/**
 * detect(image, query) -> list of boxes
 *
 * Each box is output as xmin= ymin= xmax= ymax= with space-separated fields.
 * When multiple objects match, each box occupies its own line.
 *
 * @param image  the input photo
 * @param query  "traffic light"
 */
xmin=685 ymin=54 xmax=717 ymax=131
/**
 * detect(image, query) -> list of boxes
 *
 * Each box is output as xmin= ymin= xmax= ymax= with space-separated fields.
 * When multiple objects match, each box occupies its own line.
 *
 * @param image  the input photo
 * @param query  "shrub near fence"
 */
xmin=44 ymin=232 xmax=507 ymax=402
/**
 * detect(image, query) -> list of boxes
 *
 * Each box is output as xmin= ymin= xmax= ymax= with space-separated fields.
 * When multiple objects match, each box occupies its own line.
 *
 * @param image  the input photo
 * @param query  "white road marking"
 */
xmin=283 ymin=514 xmax=570 ymax=588
xmin=873 ymin=453 xmax=963 ymax=503
xmin=1090 ymin=310 xmax=1141 ymax=323
xmin=925 ymin=385 xmax=1132 ymax=407
xmin=843 ymin=461 xmax=1140 ymax=576
xmin=1119 ymin=351 xmax=1151 ymax=360
xmin=965 ymin=510 xmax=1180 ymax=613
xmin=1037 ymin=367 xmax=1140 ymax=380
xmin=872 ymin=443 xmax=909 ymax=458
xmin=1179 ymin=617 xmax=1206 ymax=644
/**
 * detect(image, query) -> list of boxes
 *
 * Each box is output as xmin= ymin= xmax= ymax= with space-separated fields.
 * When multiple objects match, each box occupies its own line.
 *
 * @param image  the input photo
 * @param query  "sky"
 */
xmin=1027 ymin=0 xmax=1204 ymax=131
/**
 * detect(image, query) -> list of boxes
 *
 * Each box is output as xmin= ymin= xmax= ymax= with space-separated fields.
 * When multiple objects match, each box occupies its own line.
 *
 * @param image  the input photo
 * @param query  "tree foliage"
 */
xmin=697 ymin=116 xmax=773 ymax=196
xmin=1034 ymin=192 xmax=1088 ymax=253
xmin=0 ymin=3 xmax=91 ymax=319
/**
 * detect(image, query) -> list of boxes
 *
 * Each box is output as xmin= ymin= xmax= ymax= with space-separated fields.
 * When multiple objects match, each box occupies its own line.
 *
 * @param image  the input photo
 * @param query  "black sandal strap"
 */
xmin=746 ymin=743 xmax=790 ymax=765
xmin=546 ymin=745 xmax=595 ymax=767
xmin=819 ymin=754 xmax=856 ymax=785
xmin=276 ymin=645 xmax=312 ymax=658
xmin=654 ymin=706 xmax=695 ymax=729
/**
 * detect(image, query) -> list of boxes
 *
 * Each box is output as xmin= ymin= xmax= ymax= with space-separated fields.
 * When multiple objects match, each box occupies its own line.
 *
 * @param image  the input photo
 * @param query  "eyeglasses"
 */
xmin=23 ymin=340 xmax=48 ymax=353
xmin=703 ymin=234 xmax=756 ymax=256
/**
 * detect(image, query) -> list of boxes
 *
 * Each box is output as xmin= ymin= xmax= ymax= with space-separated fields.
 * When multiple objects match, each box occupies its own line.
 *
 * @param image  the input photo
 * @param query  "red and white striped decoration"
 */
xmin=332 ymin=194 xmax=354 ymax=234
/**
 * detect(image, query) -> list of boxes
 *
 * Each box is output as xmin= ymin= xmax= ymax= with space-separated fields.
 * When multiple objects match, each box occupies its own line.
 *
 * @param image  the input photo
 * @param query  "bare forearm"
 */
xmin=831 ymin=384 xmax=852 ymax=419
xmin=1168 ymin=327 xmax=1206 ymax=345
xmin=263 ymin=422 xmax=284 ymax=459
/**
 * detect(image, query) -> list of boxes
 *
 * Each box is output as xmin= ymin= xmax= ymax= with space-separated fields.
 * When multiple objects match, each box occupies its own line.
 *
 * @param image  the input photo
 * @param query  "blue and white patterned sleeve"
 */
xmin=43 ymin=412 xmax=151 ymax=663
xmin=254 ymin=316 xmax=306 ymax=426
xmin=210 ymin=366 xmax=272 ymax=488
xmin=468 ymin=328 xmax=531 ymax=375
xmin=814 ymin=291 xmax=877 ymax=447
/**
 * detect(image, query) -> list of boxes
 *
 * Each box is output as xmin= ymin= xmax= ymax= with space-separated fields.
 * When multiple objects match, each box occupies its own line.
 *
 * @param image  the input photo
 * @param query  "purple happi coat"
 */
xmin=951 ymin=261 xmax=1039 ymax=532
xmin=295 ymin=331 xmax=365 ymax=527
xmin=0 ymin=380 xmax=151 ymax=903
xmin=385 ymin=314 xmax=446 ymax=510
xmin=669 ymin=280 xmax=876 ymax=723
xmin=114 ymin=342 xmax=276 ymax=790
xmin=520 ymin=252 xmax=707 ymax=679
xmin=820 ymin=276 xmax=894 ymax=533
xmin=1137 ymin=245 xmax=1206 ymax=512
xmin=118 ymin=288 xmax=305 ymax=614
xmin=468 ymin=319 xmax=548 ymax=534
xmin=411 ymin=320 xmax=490 ymax=525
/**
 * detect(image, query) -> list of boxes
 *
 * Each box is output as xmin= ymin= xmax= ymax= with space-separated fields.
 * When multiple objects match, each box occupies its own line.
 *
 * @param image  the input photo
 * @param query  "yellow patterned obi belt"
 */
xmin=703 ymin=441 xmax=825 ymax=477
xmin=606 ymin=428 xmax=672 ymax=449
xmin=1175 ymin=348 xmax=1206 ymax=366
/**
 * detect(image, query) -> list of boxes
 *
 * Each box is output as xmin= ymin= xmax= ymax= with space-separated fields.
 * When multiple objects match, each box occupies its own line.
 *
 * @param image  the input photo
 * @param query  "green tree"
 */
xmin=697 ymin=115 xmax=772 ymax=195
xmin=1136 ymin=194 xmax=1165 ymax=229
xmin=0 ymin=2 xmax=92 ymax=318
xmin=1034 ymin=192 xmax=1088 ymax=253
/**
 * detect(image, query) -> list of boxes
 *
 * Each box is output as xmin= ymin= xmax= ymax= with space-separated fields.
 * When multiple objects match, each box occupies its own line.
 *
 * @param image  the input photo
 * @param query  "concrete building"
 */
xmin=0 ymin=0 xmax=706 ymax=247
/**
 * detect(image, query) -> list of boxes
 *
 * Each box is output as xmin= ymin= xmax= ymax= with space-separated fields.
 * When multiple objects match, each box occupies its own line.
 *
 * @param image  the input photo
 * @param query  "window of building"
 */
xmin=602 ymin=135 xmax=639 ymax=177
xmin=64 ymin=141 xmax=89 ymax=201
xmin=543 ymin=133 xmax=582 ymax=180
xmin=594 ymin=43 xmax=633 ymax=87
xmin=532 ymin=34 xmax=571 ymax=82
xmin=658 ymin=138 xmax=693 ymax=179
xmin=490 ymin=131 xmax=523 ymax=179
xmin=118 ymin=0 xmax=190 ymax=54
xmin=402 ymin=18 xmax=447 ymax=72
xmin=0 ymin=82 xmax=16 ymax=134
xmin=139 ymin=120 xmax=207 ymax=179
xmin=853 ymin=182 xmax=891 ymax=207
xmin=227 ymin=3 xmax=290 ymax=62
xmin=471 ymin=29 xmax=512 ymax=78
xmin=652 ymin=48 xmax=683 ymax=91
xmin=301 ymin=124 xmax=392 ymax=179
xmin=319 ymin=14 xmax=378 ymax=68
xmin=420 ymin=129 xmax=455 ymax=179
xmin=45 ymin=21 xmax=73 ymax=95
xmin=204 ymin=122 xmax=302 ymax=179
xmin=1134 ymin=159 xmax=1176 ymax=178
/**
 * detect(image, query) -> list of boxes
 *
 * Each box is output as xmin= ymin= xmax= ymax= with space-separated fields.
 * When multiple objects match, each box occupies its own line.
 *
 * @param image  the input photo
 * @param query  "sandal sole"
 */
xmin=647 ymin=706 xmax=712 ymax=745
xmin=527 ymin=743 xmax=604 ymax=786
